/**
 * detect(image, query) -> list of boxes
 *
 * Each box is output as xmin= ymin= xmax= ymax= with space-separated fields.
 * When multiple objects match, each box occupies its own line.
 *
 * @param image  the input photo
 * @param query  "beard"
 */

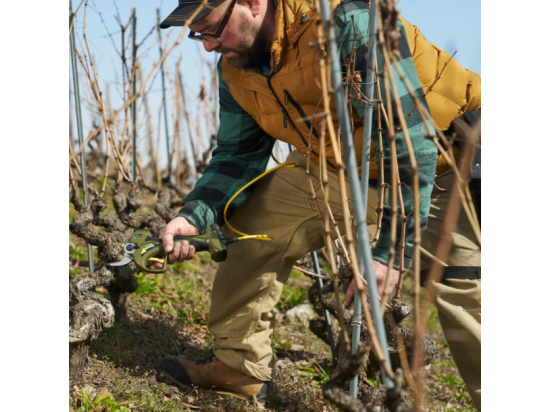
xmin=216 ymin=18 xmax=269 ymax=69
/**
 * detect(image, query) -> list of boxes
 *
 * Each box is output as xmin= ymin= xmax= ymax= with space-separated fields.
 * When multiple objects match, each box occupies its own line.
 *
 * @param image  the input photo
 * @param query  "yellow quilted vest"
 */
xmin=222 ymin=0 xmax=481 ymax=174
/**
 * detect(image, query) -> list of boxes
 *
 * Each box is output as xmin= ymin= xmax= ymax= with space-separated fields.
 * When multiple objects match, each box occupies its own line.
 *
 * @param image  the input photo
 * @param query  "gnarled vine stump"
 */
xmin=69 ymin=185 xmax=182 ymax=381
xmin=69 ymin=267 xmax=115 ymax=381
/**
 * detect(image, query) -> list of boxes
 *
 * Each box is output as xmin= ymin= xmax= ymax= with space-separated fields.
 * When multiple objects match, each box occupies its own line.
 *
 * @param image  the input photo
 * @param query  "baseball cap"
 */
xmin=160 ymin=0 xmax=227 ymax=29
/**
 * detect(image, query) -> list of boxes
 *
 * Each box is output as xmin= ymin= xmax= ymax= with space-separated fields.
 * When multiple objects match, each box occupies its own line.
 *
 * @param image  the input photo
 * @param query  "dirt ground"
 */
xmin=69 ymin=236 xmax=476 ymax=412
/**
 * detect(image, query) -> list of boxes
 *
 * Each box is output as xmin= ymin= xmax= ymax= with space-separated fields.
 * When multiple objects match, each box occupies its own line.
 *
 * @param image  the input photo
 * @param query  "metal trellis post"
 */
xmin=317 ymin=0 xmax=394 ymax=393
xmin=178 ymin=70 xmax=198 ymax=174
xmin=131 ymin=9 xmax=137 ymax=181
xmin=157 ymin=9 xmax=172 ymax=180
xmin=70 ymin=0 xmax=95 ymax=273
xmin=350 ymin=0 xmax=379 ymax=397
xmin=70 ymin=84 xmax=75 ymax=146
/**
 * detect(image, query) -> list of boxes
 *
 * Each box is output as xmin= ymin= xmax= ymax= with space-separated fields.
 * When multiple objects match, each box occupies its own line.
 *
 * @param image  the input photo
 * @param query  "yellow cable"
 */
xmin=270 ymin=152 xmax=283 ymax=166
xmin=224 ymin=162 xmax=296 ymax=241
xmin=237 ymin=235 xmax=272 ymax=241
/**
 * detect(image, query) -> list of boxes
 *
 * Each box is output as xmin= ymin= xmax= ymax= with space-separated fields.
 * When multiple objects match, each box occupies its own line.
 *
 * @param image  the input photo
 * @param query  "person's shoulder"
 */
xmin=333 ymin=0 xmax=370 ymax=29
xmin=333 ymin=0 xmax=370 ymax=19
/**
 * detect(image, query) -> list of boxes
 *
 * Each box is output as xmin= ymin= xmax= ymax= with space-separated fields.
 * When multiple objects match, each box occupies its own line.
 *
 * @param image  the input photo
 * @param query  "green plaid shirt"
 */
xmin=178 ymin=0 xmax=438 ymax=269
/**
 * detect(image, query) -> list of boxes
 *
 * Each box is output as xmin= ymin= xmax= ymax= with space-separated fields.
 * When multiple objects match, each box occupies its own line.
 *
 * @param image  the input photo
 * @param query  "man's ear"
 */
xmin=245 ymin=0 xmax=262 ymax=17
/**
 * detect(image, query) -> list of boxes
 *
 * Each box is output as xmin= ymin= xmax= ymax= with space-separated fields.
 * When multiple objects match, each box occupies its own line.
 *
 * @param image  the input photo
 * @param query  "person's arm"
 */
xmin=177 ymin=57 xmax=275 ymax=233
xmin=157 ymin=58 xmax=274 ymax=264
xmin=333 ymin=2 xmax=438 ymax=272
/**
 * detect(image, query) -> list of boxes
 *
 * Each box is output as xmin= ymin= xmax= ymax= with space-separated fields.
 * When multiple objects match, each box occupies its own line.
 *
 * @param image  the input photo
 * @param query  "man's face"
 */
xmin=189 ymin=0 xmax=269 ymax=69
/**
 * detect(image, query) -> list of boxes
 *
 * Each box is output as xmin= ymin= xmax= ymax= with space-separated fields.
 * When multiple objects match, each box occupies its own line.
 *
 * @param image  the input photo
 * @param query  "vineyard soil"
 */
xmin=69 ymin=200 xmax=474 ymax=412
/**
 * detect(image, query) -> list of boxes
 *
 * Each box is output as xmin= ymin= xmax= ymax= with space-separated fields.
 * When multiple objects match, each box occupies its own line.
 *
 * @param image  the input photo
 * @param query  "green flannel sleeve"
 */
xmin=177 ymin=58 xmax=275 ymax=233
xmin=333 ymin=1 xmax=438 ymax=270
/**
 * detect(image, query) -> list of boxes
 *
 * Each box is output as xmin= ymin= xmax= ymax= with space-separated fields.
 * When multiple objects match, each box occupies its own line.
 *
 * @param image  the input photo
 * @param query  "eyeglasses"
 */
xmin=188 ymin=0 xmax=237 ymax=43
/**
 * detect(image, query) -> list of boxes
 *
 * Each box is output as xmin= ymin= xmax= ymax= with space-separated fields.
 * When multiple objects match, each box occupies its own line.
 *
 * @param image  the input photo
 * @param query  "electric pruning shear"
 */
xmin=107 ymin=224 xmax=239 ymax=274
xmin=105 ymin=163 xmax=288 ymax=273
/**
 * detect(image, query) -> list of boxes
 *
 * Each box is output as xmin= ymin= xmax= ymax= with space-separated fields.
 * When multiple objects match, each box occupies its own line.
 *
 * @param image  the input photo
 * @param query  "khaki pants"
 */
xmin=210 ymin=150 xmax=378 ymax=381
xmin=209 ymin=152 xmax=481 ymax=410
xmin=421 ymin=168 xmax=481 ymax=410
xmin=431 ymin=279 xmax=481 ymax=411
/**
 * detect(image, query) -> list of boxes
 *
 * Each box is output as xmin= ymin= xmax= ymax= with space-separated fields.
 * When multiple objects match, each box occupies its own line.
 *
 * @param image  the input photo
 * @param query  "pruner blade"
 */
xmin=106 ymin=256 xmax=133 ymax=267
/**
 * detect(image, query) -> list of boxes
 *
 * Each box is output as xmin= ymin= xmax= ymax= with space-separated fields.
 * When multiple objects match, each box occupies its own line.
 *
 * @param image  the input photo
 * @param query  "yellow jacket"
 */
xmin=222 ymin=0 xmax=481 ymax=174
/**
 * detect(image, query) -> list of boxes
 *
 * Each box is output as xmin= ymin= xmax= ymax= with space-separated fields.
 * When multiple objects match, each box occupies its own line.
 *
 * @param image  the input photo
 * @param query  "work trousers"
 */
xmin=208 ymin=152 xmax=481 ymax=410
xmin=421 ymin=168 xmax=481 ymax=410
xmin=210 ymin=150 xmax=378 ymax=381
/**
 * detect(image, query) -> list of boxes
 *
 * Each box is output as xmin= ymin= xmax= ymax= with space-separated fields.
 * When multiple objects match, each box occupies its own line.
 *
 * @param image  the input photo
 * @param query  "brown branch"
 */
xmin=69 ymin=135 xmax=83 ymax=177
xmin=304 ymin=98 xmax=350 ymax=264
xmin=398 ymin=51 xmax=458 ymax=130
xmin=141 ymin=66 xmax=163 ymax=188
xmin=385 ymin=312 xmax=418 ymax=395
xmin=318 ymin=120 xmax=351 ymax=352
xmin=377 ymin=49 xmax=400 ymax=314
xmin=69 ymin=0 xmax=208 ymax=164
xmin=371 ymin=55 xmax=387 ymax=248
xmin=112 ymin=186 xmax=166 ymax=235
xmin=376 ymin=1 xmax=424 ymax=402
xmin=77 ymin=2 xmax=131 ymax=182
xmin=69 ymin=164 xmax=78 ymax=198
xmin=69 ymin=0 xmax=86 ymax=38
xmin=175 ymin=57 xmax=184 ymax=188
xmin=292 ymin=265 xmax=329 ymax=280
xmin=315 ymin=0 xmax=395 ymax=380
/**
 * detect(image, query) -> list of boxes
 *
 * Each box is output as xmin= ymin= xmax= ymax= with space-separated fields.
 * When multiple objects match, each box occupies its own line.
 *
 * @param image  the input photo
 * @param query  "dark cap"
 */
xmin=160 ymin=0 xmax=227 ymax=29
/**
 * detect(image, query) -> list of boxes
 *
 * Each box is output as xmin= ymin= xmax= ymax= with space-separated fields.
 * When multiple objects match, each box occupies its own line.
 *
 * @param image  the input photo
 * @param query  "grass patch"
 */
xmin=427 ymin=305 xmax=440 ymax=330
xmin=276 ymin=284 xmax=308 ymax=312
xmin=289 ymin=269 xmax=304 ymax=279
xmin=135 ymin=273 xmax=161 ymax=297
xmin=70 ymin=244 xmax=88 ymax=262
xmin=433 ymin=373 xmax=475 ymax=410
xmin=297 ymin=361 xmax=332 ymax=388
xmin=70 ymin=387 xmax=133 ymax=412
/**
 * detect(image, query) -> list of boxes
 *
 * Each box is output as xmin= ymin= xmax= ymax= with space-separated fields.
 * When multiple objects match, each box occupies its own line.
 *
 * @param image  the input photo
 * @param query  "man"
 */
xmin=155 ymin=0 xmax=481 ymax=408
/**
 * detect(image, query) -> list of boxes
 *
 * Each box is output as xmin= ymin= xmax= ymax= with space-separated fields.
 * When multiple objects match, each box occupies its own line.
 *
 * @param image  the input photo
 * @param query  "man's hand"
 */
xmin=154 ymin=216 xmax=200 ymax=268
xmin=343 ymin=260 xmax=400 ymax=315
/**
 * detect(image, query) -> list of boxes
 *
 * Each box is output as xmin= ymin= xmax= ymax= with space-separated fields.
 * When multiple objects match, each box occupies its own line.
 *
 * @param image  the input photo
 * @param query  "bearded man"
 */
xmin=155 ymin=0 xmax=481 ymax=409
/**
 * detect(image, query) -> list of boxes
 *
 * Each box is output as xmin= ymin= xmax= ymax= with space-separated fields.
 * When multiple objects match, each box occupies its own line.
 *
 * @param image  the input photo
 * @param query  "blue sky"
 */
xmin=77 ymin=0 xmax=481 ymax=77
xmin=398 ymin=0 xmax=481 ymax=75
xmin=70 ymin=0 xmax=480 ymax=168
